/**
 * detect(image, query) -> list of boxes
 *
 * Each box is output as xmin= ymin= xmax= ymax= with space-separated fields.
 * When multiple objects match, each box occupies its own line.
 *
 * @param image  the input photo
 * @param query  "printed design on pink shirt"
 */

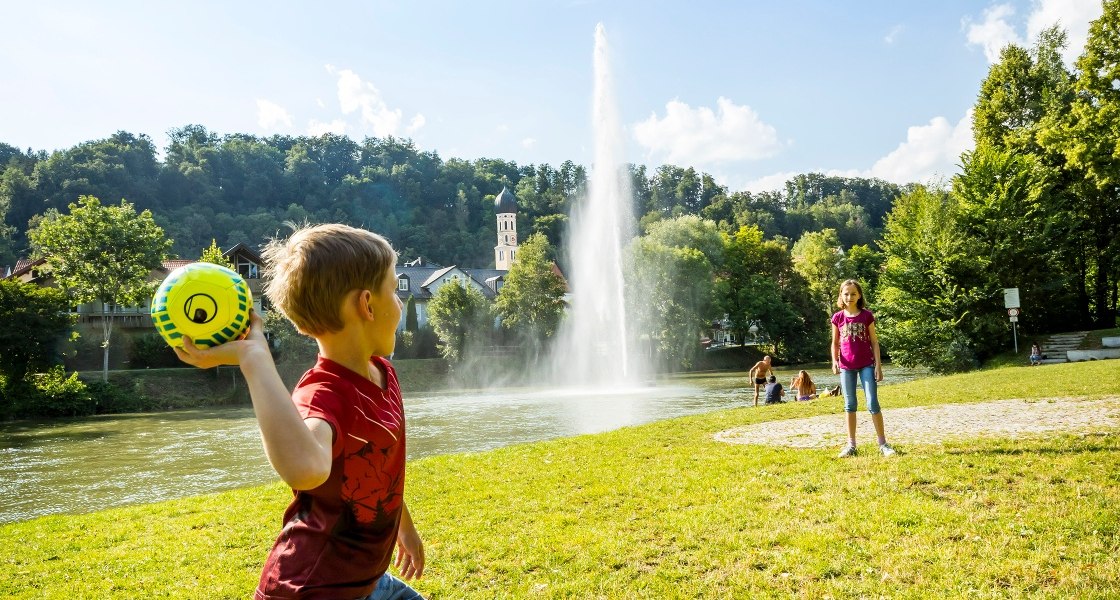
xmin=341 ymin=440 xmax=403 ymax=526
xmin=339 ymin=389 xmax=404 ymax=526
xmin=839 ymin=320 xmax=869 ymax=345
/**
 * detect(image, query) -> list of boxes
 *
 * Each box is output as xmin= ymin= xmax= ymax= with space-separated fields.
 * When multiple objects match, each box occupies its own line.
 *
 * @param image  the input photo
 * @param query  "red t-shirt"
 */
xmin=255 ymin=355 xmax=406 ymax=600
xmin=831 ymin=309 xmax=876 ymax=370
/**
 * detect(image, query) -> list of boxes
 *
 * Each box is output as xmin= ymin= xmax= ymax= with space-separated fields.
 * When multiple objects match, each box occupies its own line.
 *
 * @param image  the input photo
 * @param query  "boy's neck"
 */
xmin=316 ymin=327 xmax=384 ymax=386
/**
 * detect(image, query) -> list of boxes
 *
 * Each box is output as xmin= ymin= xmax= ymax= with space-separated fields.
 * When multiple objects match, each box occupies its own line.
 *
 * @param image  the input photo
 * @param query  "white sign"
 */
xmin=1003 ymin=288 xmax=1020 ymax=309
xmin=1008 ymin=308 xmax=1020 ymax=317
xmin=1010 ymin=316 xmax=1018 ymax=322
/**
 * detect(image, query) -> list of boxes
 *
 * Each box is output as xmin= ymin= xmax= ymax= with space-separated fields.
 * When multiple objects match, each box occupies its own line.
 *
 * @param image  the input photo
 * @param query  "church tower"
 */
xmin=494 ymin=187 xmax=518 ymax=270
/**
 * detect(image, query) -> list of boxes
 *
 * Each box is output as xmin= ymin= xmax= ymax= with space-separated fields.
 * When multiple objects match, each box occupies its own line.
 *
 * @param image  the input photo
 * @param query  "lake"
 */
xmin=0 ymin=365 xmax=925 ymax=523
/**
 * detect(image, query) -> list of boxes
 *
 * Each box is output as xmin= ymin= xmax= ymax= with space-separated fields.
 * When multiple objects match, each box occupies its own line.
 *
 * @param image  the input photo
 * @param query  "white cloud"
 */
xmin=740 ymin=171 xmax=801 ymax=194
xmin=1026 ymin=0 xmax=1103 ymax=65
xmin=521 ymin=137 xmax=537 ymax=149
xmin=632 ymin=97 xmax=785 ymax=167
xmin=256 ymin=99 xmax=293 ymax=130
xmin=965 ymin=4 xmax=1023 ymax=63
xmin=735 ymin=111 xmax=973 ymax=194
xmin=325 ymin=65 xmax=425 ymax=138
xmin=307 ymin=119 xmax=347 ymax=136
xmin=966 ymin=1 xmax=1102 ymax=66
xmin=868 ymin=111 xmax=973 ymax=184
xmin=884 ymin=24 xmax=904 ymax=45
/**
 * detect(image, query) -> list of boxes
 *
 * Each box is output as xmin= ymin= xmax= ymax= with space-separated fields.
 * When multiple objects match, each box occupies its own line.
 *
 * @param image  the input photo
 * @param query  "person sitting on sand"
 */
xmin=790 ymin=370 xmax=819 ymax=401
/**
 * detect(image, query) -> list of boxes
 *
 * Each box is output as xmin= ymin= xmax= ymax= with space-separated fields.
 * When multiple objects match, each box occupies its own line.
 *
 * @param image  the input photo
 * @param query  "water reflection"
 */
xmin=0 ymin=365 xmax=925 ymax=523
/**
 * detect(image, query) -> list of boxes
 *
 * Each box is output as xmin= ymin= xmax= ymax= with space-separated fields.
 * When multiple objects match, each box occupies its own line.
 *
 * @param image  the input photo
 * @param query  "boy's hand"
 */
xmin=174 ymin=310 xmax=270 ymax=369
xmin=395 ymin=519 xmax=425 ymax=581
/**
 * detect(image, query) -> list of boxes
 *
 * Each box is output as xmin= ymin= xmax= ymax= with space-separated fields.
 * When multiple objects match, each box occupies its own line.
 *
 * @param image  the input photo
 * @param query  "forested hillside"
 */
xmin=0 ymin=128 xmax=897 ymax=270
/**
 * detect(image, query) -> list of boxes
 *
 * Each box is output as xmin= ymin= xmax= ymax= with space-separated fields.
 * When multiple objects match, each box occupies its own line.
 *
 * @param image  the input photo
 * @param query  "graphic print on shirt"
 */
xmin=341 ymin=439 xmax=403 ymax=526
xmin=339 ymin=394 xmax=404 ymax=527
xmin=839 ymin=320 xmax=869 ymax=345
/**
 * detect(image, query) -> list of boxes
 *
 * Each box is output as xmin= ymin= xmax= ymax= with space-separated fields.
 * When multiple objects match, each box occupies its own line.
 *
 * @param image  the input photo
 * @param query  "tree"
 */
xmin=427 ymin=281 xmax=492 ymax=363
xmin=791 ymin=228 xmax=845 ymax=313
xmin=1038 ymin=2 xmax=1120 ymax=325
xmin=405 ymin=294 xmax=419 ymax=332
xmin=27 ymin=196 xmax=171 ymax=380
xmin=494 ymin=233 xmax=567 ymax=344
xmin=199 ymin=238 xmax=233 ymax=269
xmin=627 ymin=237 xmax=714 ymax=370
xmin=0 ymin=280 xmax=75 ymax=414
xmin=875 ymin=186 xmax=998 ymax=372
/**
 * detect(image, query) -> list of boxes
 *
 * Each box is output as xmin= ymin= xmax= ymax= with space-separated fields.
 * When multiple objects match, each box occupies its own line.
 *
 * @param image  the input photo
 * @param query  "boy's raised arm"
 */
xmin=175 ymin=311 xmax=333 ymax=490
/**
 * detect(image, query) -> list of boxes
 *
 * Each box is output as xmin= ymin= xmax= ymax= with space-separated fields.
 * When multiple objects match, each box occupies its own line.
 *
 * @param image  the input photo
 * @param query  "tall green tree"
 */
xmin=875 ymin=186 xmax=999 ymax=372
xmin=427 ymin=281 xmax=492 ymax=363
xmin=626 ymin=237 xmax=714 ymax=370
xmin=1038 ymin=2 xmax=1120 ymax=325
xmin=791 ymin=228 xmax=845 ymax=313
xmin=0 ymin=280 xmax=75 ymax=414
xmin=404 ymin=294 xmax=419 ymax=333
xmin=27 ymin=196 xmax=171 ymax=380
xmin=494 ymin=233 xmax=567 ymax=344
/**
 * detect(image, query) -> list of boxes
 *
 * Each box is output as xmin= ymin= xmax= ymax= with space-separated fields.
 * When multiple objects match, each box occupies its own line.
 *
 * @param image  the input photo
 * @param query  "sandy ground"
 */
xmin=714 ymin=396 xmax=1120 ymax=448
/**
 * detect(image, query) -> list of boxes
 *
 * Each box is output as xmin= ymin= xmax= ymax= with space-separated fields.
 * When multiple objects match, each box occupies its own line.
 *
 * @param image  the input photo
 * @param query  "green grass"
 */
xmin=3 ymin=360 xmax=1120 ymax=598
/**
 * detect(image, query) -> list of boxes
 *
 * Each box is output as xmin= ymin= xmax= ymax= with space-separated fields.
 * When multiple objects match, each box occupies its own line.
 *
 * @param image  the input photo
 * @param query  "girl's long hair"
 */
xmin=836 ymin=279 xmax=866 ymax=309
xmin=793 ymin=370 xmax=815 ymax=395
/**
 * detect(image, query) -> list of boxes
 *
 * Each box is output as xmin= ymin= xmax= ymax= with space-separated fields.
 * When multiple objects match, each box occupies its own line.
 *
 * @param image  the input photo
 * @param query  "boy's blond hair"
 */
xmin=262 ymin=224 xmax=397 ymax=335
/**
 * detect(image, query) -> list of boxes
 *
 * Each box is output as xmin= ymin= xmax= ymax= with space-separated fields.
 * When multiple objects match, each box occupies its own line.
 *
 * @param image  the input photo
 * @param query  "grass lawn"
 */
xmin=3 ymin=360 xmax=1119 ymax=598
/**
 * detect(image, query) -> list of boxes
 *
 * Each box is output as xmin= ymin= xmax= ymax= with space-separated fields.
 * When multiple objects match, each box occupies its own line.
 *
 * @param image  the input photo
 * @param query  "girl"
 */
xmin=831 ymin=279 xmax=895 ymax=457
xmin=790 ymin=370 xmax=818 ymax=401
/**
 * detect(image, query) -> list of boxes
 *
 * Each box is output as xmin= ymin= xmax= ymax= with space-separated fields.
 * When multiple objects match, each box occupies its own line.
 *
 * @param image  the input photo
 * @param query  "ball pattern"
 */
xmin=150 ymin=263 xmax=252 ymax=348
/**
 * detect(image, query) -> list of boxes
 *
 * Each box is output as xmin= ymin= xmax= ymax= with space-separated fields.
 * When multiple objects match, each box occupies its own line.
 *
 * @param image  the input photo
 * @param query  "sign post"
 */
xmin=1004 ymin=288 xmax=1021 ymax=354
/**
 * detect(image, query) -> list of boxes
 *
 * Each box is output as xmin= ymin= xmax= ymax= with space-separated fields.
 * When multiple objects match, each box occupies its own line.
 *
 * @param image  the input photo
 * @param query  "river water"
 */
xmin=0 ymin=365 xmax=925 ymax=523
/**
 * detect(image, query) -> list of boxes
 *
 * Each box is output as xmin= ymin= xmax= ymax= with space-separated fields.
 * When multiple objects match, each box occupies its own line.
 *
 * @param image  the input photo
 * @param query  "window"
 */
xmin=511 ymin=250 xmax=516 ymax=260
xmin=397 ymin=277 xmax=408 ymax=291
xmin=499 ymin=250 xmax=504 ymax=261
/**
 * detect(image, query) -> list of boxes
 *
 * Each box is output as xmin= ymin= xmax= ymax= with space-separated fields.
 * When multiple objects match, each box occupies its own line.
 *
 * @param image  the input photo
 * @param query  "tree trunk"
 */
xmin=101 ymin=317 xmax=114 ymax=383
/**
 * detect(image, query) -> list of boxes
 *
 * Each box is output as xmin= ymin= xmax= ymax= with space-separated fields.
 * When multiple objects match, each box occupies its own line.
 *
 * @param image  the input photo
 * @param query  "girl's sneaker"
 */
xmin=837 ymin=444 xmax=858 ymax=458
xmin=879 ymin=443 xmax=897 ymax=457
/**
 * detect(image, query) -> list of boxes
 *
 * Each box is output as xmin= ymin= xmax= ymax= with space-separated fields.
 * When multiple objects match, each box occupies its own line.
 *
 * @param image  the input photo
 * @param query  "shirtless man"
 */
xmin=749 ymin=355 xmax=774 ymax=407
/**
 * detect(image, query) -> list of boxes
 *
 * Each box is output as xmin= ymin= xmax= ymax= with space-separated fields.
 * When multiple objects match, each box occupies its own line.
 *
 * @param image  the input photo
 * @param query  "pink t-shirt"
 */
xmin=831 ymin=309 xmax=876 ymax=370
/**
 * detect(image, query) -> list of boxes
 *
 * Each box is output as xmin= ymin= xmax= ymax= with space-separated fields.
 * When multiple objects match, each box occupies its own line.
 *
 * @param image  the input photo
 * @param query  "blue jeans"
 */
xmin=840 ymin=366 xmax=880 ymax=414
xmin=362 ymin=573 xmax=424 ymax=600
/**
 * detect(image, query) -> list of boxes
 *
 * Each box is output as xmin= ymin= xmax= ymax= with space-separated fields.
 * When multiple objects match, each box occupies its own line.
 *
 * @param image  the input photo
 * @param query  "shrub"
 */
xmin=129 ymin=333 xmax=182 ymax=369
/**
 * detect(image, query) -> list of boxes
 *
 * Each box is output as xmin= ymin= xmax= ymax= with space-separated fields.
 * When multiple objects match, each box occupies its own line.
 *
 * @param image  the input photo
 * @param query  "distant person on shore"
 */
xmin=790 ymin=370 xmax=818 ymax=400
xmin=764 ymin=375 xmax=785 ymax=404
xmin=831 ymin=279 xmax=895 ymax=458
xmin=1030 ymin=343 xmax=1043 ymax=366
xmin=749 ymin=355 xmax=774 ymax=406
xmin=175 ymin=224 xmax=426 ymax=599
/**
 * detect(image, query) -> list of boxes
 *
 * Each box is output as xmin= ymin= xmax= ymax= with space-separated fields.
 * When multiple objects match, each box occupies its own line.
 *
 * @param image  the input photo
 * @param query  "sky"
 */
xmin=0 ymin=1 xmax=1105 ymax=194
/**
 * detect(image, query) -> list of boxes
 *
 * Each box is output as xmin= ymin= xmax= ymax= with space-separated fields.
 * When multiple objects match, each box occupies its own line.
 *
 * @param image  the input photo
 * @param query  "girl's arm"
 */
xmin=831 ymin=324 xmax=841 ymax=374
xmin=869 ymin=321 xmax=883 ymax=382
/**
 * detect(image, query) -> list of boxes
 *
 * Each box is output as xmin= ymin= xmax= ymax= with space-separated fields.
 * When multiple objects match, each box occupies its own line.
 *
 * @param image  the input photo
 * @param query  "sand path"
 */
xmin=714 ymin=396 xmax=1120 ymax=448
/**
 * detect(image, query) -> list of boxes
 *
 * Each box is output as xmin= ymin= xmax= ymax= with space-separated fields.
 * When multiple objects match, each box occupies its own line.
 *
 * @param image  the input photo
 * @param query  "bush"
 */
xmin=20 ymin=366 xmax=94 ymax=417
xmin=129 ymin=333 xmax=182 ymax=369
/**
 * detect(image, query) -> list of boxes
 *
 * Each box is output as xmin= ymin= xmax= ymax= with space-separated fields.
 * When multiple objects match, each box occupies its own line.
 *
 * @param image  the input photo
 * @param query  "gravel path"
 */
xmin=714 ymin=396 xmax=1120 ymax=448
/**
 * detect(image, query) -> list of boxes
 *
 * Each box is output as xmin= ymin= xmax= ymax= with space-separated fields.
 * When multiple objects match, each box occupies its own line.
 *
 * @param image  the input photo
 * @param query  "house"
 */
xmin=395 ymin=258 xmax=508 ymax=331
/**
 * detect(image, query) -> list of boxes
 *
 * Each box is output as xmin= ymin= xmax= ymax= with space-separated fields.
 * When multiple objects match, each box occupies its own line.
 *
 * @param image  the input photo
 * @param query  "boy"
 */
xmin=764 ymin=375 xmax=785 ymax=404
xmin=175 ymin=224 xmax=425 ymax=600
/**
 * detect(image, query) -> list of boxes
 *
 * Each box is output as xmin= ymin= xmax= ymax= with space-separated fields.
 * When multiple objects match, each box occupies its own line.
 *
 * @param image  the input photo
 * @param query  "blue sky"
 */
xmin=0 ymin=1 xmax=1103 ymax=193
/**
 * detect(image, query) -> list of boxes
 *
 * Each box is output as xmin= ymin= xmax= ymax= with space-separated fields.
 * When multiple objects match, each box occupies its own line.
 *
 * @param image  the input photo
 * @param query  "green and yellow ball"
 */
xmin=150 ymin=263 xmax=252 ymax=348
